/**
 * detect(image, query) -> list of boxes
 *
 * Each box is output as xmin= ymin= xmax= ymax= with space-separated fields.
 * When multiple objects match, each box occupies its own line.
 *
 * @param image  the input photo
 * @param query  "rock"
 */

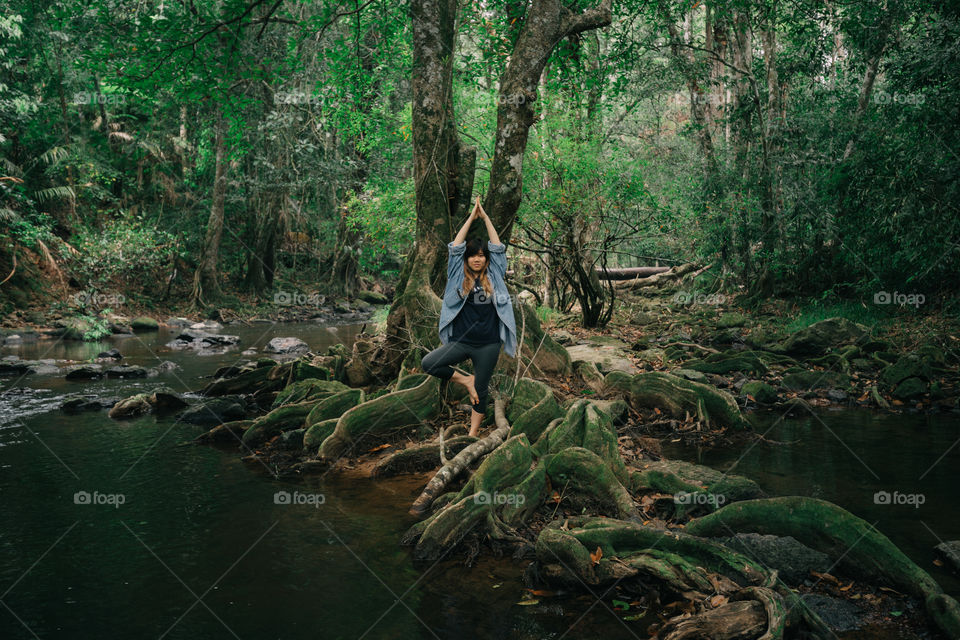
xmin=64 ymin=365 xmax=104 ymax=380
xmin=61 ymin=395 xmax=106 ymax=413
xmin=190 ymin=320 xmax=222 ymax=331
xmin=936 ymin=541 xmax=960 ymax=574
xmin=3 ymin=334 xmax=22 ymax=345
xmin=165 ymin=317 xmax=196 ymax=329
xmin=166 ymin=329 xmax=240 ymax=350
xmin=881 ymin=355 xmax=931 ymax=388
xmin=770 ymin=317 xmax=869 ymax=357
xmin=781 ymin=370 xmax=849 ymax=391
xmin=108 ymin=393 xmax=153 ymax=419
xmin=178 ymin=397 xmax=247 ymax=425
xmin=151 ymin=388 xmax=190 ymax=413
xmin=356 ymin=289 xmax=389 ymax=304
xmin=59 ymin=317 xmax=93 ymax=341
xmin=893 ymin=377 xmax=928 ymax=400
xmin=147 ymin=361 xmax=180 ymax=377
xmin=109 ymin=322 xmax=134 ymax=334
xmin=740 ymin=381 xmax=778 ymax=404
xmin=826 ymin=389 xmax=848 ymax=402
xmin=264 ymin=337 xmax=310 ymax=355
xmin=130 ymin=317 xmax=160 ymax=332
xmin=104 ymin=365 xmax=148 ymax=379
xmin=628 ymin=312 xmax=655 ymax=326
xmin=96 ymin=348 xmax=122 ymax=360
xmin=716 ymin=533 xmax=831 ymax=584
xmin=799 ymin=594 xmax=865 ymax=633
xmin=551 ymin=330 xmax=576 ymax=345
xmin=566 ymin=339 xmax=637 ymax=375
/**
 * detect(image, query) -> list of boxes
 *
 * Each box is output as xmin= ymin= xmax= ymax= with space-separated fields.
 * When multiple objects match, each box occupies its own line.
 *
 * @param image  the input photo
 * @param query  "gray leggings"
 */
xmin=421 ymin=340 xmax=502 ymax=414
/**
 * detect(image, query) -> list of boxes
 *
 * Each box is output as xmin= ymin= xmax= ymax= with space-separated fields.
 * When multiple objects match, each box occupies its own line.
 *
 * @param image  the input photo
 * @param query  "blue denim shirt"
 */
xmin=438 ymin=240 xmax=518 ymax=358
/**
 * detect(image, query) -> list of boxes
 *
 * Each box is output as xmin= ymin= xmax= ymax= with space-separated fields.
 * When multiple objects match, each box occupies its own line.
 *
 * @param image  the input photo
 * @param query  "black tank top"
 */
xmin=451 ymin=281 xmax=501 ymax=345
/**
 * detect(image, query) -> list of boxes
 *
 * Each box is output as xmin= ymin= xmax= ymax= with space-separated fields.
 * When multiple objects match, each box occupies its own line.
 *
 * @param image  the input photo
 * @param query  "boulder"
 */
xmin=130 ymin=317 xmax=160 ymax=332
xmin=264 ymin=337 xmax=310 ymax=355
xmin=356 ymin=290 xmax=389 ymax=304
xmin=65 ymin=365 xmax=104 ymax=380
xmin=769 ymin=317 xmax=869 ymax=357
xmin=178 ymin=397 xmax=247 ymax=425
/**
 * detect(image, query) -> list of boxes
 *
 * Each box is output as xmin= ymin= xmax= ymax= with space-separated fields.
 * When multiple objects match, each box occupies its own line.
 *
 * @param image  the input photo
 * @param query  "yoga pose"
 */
xmin=421 ymin=196 xmax=518 ymax=437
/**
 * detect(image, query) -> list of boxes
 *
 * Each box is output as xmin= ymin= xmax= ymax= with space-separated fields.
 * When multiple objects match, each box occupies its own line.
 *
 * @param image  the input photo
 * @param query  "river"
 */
xmin=1 ymin=322 xmax=956 ymax=639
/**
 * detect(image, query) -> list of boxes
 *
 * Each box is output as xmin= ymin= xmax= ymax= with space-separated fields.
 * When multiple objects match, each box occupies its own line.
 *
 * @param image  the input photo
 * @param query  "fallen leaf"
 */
xmin=367 ymin=443 xmax=392 ymax=453
xmin=590 ymin=546 xmax=603 ymax=565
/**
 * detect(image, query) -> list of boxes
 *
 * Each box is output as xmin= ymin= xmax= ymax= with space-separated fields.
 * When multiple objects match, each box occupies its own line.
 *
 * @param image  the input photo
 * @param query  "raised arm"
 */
xmin=451 ymin=204 xmax=477 ymax=246
xmin=476 ymin=198 xmax=501 ymax=245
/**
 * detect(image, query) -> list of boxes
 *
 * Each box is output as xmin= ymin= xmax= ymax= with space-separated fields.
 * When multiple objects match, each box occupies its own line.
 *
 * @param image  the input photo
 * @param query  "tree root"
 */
xmin=686 ymin=496 xmax=960 ymax=638
xmin=317 ymin=374 xmax=443 ymax=459
xmin=629 ymin=371 xmax=751 ymax=430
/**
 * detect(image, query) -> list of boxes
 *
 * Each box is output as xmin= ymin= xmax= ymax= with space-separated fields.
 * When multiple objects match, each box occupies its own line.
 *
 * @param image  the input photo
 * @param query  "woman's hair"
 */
xmin=461 ymin=237 xmax=493 ymax=299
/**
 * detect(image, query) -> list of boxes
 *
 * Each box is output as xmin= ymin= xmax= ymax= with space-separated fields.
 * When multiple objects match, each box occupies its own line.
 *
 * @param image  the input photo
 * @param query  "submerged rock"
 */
xmin=178 ymin=397 xmax=248 ymax=425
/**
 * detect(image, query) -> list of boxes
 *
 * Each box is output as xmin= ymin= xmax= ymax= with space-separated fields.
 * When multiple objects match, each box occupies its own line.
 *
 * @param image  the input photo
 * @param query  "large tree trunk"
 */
xmin=484 ymin=0 xmax=612 ymax=243
xmin=353 ymin=0 xmax=475 ymax=385
xmin=193 ymin=108 xmax=228 ymax=306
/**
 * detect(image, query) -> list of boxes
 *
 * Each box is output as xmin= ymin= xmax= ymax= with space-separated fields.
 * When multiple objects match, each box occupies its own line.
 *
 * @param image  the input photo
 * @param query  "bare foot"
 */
xmin=463 ymin=374 xmax=479 ymax=406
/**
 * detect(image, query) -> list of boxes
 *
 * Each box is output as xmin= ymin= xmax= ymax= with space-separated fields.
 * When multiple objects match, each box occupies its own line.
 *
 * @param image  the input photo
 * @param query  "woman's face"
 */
xmin=466 ymin=251 xmax=487 ymax=273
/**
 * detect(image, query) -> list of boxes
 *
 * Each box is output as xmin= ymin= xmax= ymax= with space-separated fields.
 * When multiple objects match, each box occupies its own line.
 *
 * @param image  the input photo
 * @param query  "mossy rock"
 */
xmin=881 ymin=355 xmax=932 ymax=388
xmin=781 ymin=370 xmax=849 ymax=391
xmin=130 ymin=317 xmax=159 ymax=332
xmin=740 ymin=381 xmax=778 ymax=404
xmin=357 ymin=290 xmax=389 ymax=304
xmin=716 ymin=312 xmax=747 ymax=328
xmin=892 ymin=377 xmax=929 ymax=400
xmin=769 ymin=317 xmax=869 ymax=357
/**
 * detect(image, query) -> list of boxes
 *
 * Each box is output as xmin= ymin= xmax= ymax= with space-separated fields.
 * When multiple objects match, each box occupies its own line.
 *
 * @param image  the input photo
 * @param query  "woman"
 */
xmin=421 ymin=197 xmax=518 ymax=437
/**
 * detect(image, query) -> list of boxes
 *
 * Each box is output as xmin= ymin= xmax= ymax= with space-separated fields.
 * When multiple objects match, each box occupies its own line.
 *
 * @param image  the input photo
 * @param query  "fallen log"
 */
xmin=594 ymin=265 xmax=672 ymax=280
xmin=613 ymin=262 xmax=699 ymax=291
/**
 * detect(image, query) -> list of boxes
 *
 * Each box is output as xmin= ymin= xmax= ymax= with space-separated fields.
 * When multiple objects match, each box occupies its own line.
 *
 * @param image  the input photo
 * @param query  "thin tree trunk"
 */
xmin=193 ymin=109 xmax=228 ymax=306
